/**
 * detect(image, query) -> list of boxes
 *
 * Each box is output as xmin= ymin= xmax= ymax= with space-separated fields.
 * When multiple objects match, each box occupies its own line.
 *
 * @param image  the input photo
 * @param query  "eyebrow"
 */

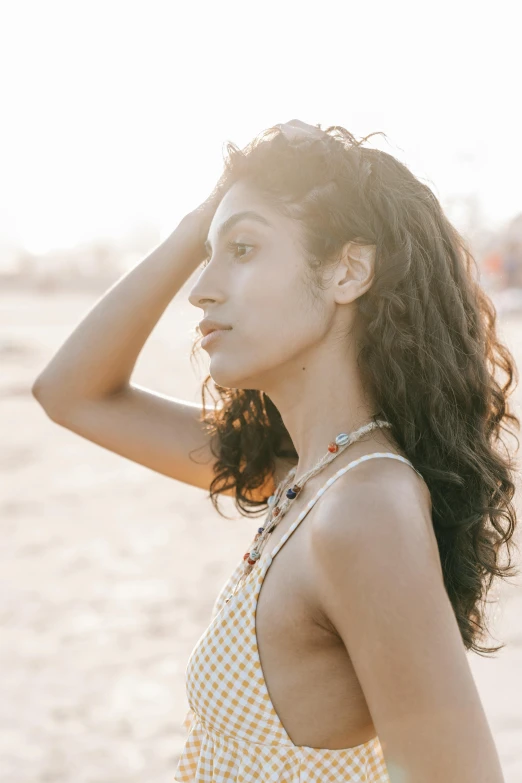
xmin=204 ymin=210 xmax=272 ymax=255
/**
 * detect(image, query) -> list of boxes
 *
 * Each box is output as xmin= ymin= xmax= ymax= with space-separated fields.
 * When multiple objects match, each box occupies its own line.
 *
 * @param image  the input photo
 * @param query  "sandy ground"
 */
xmin=1 ymin=282 xmax=521 ymax=782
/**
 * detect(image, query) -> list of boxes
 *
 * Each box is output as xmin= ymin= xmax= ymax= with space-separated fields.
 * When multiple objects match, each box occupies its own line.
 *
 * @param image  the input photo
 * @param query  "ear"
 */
xmin=333 ymin=240 xmax=376 ymax=303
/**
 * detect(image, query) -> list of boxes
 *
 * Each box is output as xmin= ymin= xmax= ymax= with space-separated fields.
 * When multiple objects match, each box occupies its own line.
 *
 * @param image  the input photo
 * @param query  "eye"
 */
xmin=227 ymin=241 xmax=254 ymax=259
xmin=200 ymin=242 xmax=254 ymax=269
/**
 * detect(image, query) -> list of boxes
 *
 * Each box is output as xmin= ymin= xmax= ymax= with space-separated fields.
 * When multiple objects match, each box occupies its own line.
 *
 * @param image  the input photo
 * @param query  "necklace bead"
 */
xmin=227 ymin=419 xmax=393 ymax=600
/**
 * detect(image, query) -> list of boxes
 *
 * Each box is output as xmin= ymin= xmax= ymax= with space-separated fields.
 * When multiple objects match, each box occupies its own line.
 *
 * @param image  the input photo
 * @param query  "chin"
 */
xmin=209 ymin=362 xmax=264 ymax=392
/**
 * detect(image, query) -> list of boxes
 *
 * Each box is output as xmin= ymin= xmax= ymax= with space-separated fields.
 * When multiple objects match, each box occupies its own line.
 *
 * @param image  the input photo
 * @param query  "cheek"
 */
xmin=248 ymin=276 xmax=322 ymax=341
xmin=252 ymin=268 xmax=308 ymax=319
xmin=223 ymin=264 xmax=323 ymax=354
xmin=206 ymin=308 xmax=323 ymax=389
xmin=253 ymin=308 xmax=324 ymax=359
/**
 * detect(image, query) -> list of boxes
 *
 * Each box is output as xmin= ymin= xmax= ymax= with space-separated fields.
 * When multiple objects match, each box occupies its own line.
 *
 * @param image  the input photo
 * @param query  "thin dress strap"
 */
xmin=270 ymin=452 xmax=423 ymax=560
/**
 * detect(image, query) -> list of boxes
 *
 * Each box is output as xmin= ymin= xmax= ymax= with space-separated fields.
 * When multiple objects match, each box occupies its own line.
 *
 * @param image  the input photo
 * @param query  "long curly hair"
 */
xmin=188 ymin=123 xmax=520 ymax=656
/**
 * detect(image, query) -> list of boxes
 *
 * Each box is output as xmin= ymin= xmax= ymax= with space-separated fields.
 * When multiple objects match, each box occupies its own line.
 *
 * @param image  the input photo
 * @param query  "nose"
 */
xmin=188 ymin=268 xmax=224 ymax=309
xmin=188 ymin=285 xmax=216 ymax=309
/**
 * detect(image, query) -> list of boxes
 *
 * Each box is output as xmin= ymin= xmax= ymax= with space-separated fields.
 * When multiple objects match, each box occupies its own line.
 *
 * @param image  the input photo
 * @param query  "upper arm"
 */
xmin=310 ymin=476 xmax=504 ymax=782
xmin=35 ymin=383 xmax=279 ymax=499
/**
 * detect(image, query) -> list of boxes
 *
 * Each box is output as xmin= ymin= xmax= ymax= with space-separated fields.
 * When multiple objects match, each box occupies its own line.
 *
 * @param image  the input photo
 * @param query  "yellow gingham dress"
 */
xmin=175 ymin=452 xmax=423 ymax=782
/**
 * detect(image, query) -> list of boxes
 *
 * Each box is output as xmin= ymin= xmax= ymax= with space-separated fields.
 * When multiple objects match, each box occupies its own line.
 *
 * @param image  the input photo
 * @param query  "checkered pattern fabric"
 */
xmin=175 ymin=453 xmax=421 ymax=781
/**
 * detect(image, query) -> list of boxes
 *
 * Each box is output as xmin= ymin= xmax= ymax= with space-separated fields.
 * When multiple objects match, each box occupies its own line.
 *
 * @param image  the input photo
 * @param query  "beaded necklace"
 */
xmin=225 ymin=418 xmax=392 ymax=603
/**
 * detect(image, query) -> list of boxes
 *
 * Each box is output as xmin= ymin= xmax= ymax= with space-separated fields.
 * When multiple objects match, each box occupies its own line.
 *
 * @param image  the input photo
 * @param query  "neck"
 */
xmin=260 ymin=337 xmax=385 ymax=478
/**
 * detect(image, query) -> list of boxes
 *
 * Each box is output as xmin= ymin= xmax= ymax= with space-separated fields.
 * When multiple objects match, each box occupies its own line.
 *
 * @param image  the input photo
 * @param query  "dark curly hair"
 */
xmin=188 ymin=123 xmax=520 ymax=656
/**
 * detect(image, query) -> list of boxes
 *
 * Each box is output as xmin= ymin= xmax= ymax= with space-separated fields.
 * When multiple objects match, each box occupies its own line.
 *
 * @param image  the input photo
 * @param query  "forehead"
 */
xmin=204 ymin=182 xmax=280 ymax=256
xmin=211 ymin=181 xmax=270 ymax=226
xmin=206 ymin=181 xmax=304 ymax=256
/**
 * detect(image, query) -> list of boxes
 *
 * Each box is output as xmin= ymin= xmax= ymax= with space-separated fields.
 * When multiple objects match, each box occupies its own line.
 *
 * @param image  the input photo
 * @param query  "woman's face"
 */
xmin=188 ymin=181 xmax=333 ymax=392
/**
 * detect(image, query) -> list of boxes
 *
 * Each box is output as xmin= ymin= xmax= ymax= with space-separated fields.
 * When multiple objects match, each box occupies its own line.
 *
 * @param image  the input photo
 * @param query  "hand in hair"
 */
xmin=275 ymin=118 xmax=326 ymax=144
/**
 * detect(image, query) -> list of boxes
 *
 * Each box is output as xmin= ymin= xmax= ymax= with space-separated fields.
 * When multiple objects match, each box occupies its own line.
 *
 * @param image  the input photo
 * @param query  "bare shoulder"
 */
xmin=307 ymin=458 xmax=502 ymax=780
xmin=314 ymin=452 xmax=432 ymax=533
xmin=310 ymin=452 xmax=440 ymax=581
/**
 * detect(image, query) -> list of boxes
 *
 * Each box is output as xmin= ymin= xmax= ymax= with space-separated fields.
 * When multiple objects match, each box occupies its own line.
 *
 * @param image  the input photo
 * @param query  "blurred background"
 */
xmin=1 ymin=1 xmax=521 ymax=781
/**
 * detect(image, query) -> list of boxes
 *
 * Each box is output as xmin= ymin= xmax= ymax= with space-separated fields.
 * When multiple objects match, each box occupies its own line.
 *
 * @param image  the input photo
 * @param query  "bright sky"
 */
xmin=1 ymin=0 xmax=520 ymax=257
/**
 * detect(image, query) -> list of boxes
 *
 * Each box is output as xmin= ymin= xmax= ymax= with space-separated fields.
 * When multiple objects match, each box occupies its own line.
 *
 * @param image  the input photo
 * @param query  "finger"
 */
xmin=276 ymin=119 xmax=325 ymax=142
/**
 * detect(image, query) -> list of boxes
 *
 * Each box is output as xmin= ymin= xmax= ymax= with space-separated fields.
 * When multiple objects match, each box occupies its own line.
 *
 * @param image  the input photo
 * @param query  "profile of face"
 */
xmin=188 ymin=180 xmax=372 ymax=393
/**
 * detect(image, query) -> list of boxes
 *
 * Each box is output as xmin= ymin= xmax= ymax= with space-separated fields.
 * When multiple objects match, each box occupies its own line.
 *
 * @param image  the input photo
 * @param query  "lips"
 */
xmin=201 ymin=328 xmax=229 ymax=348
xmin=199 ymin=320 xmax=232 ymax=337
xmin=205 ymin=327 xmax=230 ymax=336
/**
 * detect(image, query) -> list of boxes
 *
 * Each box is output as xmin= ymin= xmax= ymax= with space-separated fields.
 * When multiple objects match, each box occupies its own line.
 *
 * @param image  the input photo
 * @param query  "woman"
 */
xmin=33 ymin=120 xmax=519 ymax=782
